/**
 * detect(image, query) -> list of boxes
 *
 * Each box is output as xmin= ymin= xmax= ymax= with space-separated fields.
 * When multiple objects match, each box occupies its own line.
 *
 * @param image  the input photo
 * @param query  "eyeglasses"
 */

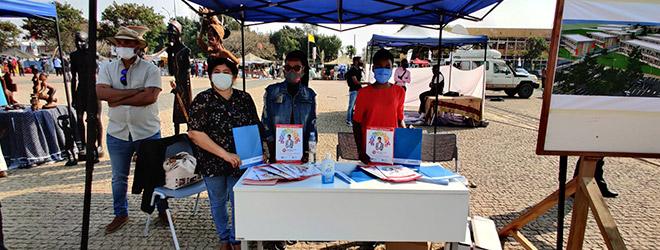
xmin=283 ymin=65 xmax=302 ymax=72
xmin=120 ymin=69 xmax=127 ymax=86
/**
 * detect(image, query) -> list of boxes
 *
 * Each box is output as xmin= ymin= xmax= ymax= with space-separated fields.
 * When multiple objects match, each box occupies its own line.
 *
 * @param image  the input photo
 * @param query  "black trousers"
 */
xmin=418 ymin=89 xmax=440 ymax=113
xmin=574 ymin=158 xmax=606 ymax=181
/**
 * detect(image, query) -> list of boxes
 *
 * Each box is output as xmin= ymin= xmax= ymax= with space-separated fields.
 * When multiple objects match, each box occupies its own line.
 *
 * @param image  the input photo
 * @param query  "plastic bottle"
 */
xmin=308 ymin=132 xmax=317 ymax=163
xmin=321 ymin=152 xmax=335 ymax=184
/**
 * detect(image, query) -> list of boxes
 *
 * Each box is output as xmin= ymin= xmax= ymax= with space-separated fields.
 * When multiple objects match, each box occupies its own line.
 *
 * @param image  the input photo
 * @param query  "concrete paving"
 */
xmin=1 ymin=75 xmax=659 ymax=249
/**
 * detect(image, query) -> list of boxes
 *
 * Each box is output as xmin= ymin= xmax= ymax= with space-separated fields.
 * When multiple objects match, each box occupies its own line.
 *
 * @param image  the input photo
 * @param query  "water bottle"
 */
xmin=308 ymin=132 xmax=317 ymax=163
xmin=321 ymin=152 xmax=335 ymax=184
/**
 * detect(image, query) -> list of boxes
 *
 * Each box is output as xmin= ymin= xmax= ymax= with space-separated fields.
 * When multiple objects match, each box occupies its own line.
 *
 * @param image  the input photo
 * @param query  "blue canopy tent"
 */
xmin=77 ymin=0 xmax=502 ymax=248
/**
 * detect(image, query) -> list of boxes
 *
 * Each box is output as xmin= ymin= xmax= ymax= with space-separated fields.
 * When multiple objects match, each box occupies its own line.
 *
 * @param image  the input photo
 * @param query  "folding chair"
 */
xmin=336 ymin=132 xmax=359 ymax=161
xmin=421 ymin=133 xmax=459 ymax=173
xmin=143 ymin=181 xmax=206 ymax=250
xmin=140 ymin=137 xmax=207 ymax=250
xmin=335 ymin=132 xmax=458 ymax=172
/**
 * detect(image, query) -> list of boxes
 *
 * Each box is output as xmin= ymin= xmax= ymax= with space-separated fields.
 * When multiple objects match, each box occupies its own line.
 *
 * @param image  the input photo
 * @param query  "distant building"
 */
xmin=465 ymin=28 xmax=551 ymax=65
xmin=588 ymin=32 xmax=618 ymax=49
xmin=562 ymin=34 xmax=596 ymax=56
xmin=621 ymin=39 xmax=660 ymax=67
xmin=649 ymin=33 xmax=660 ymax=39
xmin=639 ymin=36 xmax=660 ymax=46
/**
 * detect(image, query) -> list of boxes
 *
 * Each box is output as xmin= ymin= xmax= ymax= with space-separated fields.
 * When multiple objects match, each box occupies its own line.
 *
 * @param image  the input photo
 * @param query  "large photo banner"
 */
xmin=538 ymin=0 xmax=660 ymax=156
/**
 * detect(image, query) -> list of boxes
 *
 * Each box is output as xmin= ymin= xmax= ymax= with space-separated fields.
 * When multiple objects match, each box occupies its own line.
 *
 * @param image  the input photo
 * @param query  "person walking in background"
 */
xmin=96 ymin=26 xmax=169 ymax=234
xmin=394 ymin=58 xmax=411 ymax=91
xmin=188 ymin=57 xmax=265 ymax=250
xmin=53 ymin=57 xmax=62 ymax=76
xmin=262 ymin=50 xmax=317 ymax=164
xmin=198 ymin=61 xmax=204 ymax=77
xmin=17 ymin=58 xmax=24 ymax=76
xmin=345 ymin=56 xmax=364 ymax=126
xmin=352 ymin=49 xmax=405 ymax=164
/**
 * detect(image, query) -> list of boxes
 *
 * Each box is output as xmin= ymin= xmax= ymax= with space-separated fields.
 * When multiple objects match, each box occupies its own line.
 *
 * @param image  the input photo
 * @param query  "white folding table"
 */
xmin=235 ymin=162 xmax=470 ymax=249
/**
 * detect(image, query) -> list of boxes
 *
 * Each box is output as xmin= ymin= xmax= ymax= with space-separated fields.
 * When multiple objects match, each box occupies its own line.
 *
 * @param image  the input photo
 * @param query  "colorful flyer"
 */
xmin=366 ymin=127 xmax=395 ymax=164
xmin=275 ymin=124 xmax=303 ymax=163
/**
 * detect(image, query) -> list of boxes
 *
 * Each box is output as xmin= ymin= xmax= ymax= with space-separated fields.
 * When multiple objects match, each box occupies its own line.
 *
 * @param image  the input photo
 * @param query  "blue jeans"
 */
xmin=347 ymin=90 xmax=358 ymax=123
xmin=107 ymin=131 xmax=167 ymax=217
xmin=203 ymin=175 xmax=240 ymax=245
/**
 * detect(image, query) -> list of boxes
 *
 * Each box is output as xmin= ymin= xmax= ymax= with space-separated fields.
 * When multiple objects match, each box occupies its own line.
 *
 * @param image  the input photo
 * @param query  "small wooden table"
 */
xmin=424 ymin=96 xmax=482 ymax=123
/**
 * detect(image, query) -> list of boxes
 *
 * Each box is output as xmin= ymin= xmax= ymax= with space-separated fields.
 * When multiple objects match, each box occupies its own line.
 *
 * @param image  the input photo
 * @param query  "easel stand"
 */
xmin=498 ymin=156 xmax=626 ymax=250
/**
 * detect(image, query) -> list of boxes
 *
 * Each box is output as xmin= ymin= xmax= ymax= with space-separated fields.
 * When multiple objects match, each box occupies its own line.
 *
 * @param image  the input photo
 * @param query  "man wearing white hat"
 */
xmin=96 ymin=26 xmax=168 ymax=234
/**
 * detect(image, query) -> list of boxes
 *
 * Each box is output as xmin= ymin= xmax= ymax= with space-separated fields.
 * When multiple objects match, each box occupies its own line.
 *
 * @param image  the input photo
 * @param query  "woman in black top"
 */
xmin=188 ymin=57 xmax=265 ymax=250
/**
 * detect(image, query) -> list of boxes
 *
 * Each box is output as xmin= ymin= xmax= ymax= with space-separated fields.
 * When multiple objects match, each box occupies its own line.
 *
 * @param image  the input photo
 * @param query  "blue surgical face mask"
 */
xmin=374 ymin=68 xmax=392 ymax=84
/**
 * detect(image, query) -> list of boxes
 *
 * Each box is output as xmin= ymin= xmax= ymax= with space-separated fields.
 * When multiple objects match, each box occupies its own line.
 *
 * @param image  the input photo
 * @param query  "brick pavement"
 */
xmin=1 ymin=76 xmax=659 ymax=249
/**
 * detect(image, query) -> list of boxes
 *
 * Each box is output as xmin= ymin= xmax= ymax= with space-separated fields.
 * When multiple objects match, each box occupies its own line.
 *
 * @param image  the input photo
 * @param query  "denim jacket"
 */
xmin=262 ymin=81 xmax=317 ymax=149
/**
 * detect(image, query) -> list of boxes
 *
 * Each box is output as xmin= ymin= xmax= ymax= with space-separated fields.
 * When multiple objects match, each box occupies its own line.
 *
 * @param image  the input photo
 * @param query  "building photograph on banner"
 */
xmin=538 ymin=0 xmax=660 ymax=156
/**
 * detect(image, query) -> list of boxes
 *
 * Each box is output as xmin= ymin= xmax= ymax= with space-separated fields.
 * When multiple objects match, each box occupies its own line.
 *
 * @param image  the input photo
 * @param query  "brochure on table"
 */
xmin=275 ymin=124 xmax=303 ymax=163
xmin=366 ymin=127 xmax=395 ymax=164
xmin=243 ymin=163 xmax=321 ymax=185
xmin=232 ymin=124 xmax=263 ymax=169
xmin=393 ymin=128 xmax=422 ymax=166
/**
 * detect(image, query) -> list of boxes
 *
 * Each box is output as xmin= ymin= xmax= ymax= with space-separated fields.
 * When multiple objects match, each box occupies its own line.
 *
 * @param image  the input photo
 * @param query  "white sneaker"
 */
xmin=417 ymin=113 xmax=425 ymax=119
xmin=346 ymin=121 xmax=353 ymax=126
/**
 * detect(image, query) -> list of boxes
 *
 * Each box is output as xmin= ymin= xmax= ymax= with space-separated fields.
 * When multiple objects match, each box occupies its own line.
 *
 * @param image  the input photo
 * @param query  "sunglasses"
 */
xmin=120 ymin=69 xmax=127 ymax=86
xmin=283 ymin=65 xmax=303 ymax=72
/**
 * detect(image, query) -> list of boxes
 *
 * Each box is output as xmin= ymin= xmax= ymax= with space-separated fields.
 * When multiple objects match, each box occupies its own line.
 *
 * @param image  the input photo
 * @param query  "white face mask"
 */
xmin=116 ymin=47 xmax=136 ymax=60
xmin=212 ymin=73 xmax=233 ymax=91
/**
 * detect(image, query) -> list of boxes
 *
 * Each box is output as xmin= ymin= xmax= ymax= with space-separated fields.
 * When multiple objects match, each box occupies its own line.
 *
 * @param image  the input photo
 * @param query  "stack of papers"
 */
xmin=359 ymin=165 xmax=423 ymax=182
xmin=417 ymin=165 xmax=463 ymax=185
xmin=242 ymin=163 xmax=321 ymax=185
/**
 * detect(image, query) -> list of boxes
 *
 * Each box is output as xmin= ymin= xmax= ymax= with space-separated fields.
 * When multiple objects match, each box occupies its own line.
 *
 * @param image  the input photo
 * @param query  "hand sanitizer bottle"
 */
xmin=321 ymin=152 xmax=335 ymax=184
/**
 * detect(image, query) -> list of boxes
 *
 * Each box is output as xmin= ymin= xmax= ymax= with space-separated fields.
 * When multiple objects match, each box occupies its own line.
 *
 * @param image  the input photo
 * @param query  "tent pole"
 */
xmin=81 ymin=0 xmax=98 ymax=249
xmin=482 ymin=43 xmax=487 ymax=121
xmin=557 ymin=155 xmax=568 ymax=250
xmin=241 ymin=19 xmax=246 ymax=91
xmin=54 ymin=17 xmax=76 ymax=137
xmin=433 ymin=17 xmax=444 ymax=162
xmin=448 ymin=45 xmax=453 ymax=91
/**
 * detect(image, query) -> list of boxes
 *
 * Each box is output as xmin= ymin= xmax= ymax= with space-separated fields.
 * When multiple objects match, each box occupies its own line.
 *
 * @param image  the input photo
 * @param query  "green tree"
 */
xmin=224 ymin=29 xmax=277 ymax=60
xmin=21 ymin=2 xmax=86 ymax=53
xmin=316 ymin=34 xmax=342 ymax=61
xmin=345 ymin=45 xmax=356 ymax=58
xmin=99 ymin=2 xmax=166 ymax=53
xmin=627 ymin=47 xmax=644 ymax=80
xmin=0 ymin=21 xmax=20 ymax=48
xmin=522 ymin=37 xmax=549 ymax=61
xmin=270 ymin=26 xmax=305 ymax=57
xmin=174 ymin=16 xmax=204 ymax=58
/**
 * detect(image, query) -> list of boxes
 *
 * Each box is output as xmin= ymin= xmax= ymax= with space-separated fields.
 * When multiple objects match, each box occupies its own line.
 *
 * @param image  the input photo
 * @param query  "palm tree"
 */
xmin=345 ymin=45 xmax=357 ymax=58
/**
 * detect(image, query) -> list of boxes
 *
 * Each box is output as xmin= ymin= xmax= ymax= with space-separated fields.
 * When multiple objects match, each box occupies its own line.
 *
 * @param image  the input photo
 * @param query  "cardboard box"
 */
xmin=386 ymin=242 xmax=431 ymax=250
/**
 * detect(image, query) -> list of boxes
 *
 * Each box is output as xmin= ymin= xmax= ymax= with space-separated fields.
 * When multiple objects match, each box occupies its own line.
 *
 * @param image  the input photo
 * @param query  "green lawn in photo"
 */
xmin=561 ymin=29 xmax=591 ymax=36
xmin=597 ymin=52 xmax=660 ymax=77
xmin=558 ymin=47 xmax=579 ymax=60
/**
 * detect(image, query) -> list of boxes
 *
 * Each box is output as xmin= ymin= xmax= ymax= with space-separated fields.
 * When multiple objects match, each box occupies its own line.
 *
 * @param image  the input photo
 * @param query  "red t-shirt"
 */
xmin=353 ymin=84 xmax=405 ymax=149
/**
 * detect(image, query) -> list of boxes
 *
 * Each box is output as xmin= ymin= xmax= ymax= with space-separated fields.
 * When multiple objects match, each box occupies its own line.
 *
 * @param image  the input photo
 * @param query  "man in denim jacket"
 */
xmin=262 ymin=50 xmax=317 ymax=163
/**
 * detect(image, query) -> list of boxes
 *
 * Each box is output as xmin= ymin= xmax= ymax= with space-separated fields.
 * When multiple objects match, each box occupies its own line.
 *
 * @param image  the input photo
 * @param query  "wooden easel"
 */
xmin=498 ymin=156 xmax=626 ymax=250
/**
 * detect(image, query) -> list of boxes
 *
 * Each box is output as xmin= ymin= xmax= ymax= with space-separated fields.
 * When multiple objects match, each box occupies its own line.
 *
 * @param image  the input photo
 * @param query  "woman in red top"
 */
xmin=352 ymin=48 xmax=405 ymax=164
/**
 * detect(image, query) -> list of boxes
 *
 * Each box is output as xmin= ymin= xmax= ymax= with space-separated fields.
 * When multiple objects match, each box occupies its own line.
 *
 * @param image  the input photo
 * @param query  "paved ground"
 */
xmin=1 ymin=75 xmax=659 ymax=249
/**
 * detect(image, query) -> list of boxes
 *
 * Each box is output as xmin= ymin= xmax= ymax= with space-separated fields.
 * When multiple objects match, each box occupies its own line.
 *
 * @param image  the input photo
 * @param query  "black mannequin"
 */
xmin=70 ymin=31 xmax=103 ymax=161
xmin=167 ymin=20 xmax=192 ymax=135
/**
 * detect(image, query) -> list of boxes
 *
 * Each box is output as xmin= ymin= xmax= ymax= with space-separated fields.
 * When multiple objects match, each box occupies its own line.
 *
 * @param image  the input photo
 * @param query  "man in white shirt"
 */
xmin=394 ymin=59 xmax=411 ymax=91
xmin=53 ymin=57 xmax=62 ymax=76
xmin=96 ymin=26 xmax=168 ymax=234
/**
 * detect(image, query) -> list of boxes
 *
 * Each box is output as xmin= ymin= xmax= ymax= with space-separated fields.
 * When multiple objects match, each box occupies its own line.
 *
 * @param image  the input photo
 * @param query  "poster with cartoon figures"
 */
xmin=366 ymin=127 xmax=394 ymax=164
xmin=275 ymin=124 xmax=303 ymax=163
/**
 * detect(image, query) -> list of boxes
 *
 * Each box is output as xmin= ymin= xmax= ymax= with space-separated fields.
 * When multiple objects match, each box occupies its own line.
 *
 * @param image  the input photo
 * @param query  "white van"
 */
xmin=448 ymin=50 xmax=539 ymax=98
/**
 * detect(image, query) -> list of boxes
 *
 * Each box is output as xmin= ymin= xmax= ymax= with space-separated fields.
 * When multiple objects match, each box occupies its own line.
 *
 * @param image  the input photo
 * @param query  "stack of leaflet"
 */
xmin=242 ymin=163 xmax=321 ymax=185
xmin=417 ymin=165 xmax=463 ymax=185
xmin=359 ymin=165 xmax=423 ymax=182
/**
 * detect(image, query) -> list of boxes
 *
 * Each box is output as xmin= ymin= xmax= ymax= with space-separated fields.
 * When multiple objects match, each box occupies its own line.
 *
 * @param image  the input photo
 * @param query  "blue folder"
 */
xmin=232 ymin=124 xmax=263 ymax=169
xmin=393 ymin=128 xmax=422 ymax=166
xmin=0 ymin=89 xmax=8 ymax=106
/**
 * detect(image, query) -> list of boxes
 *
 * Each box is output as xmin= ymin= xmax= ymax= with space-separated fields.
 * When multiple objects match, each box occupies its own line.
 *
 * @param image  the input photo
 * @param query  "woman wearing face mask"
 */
xmin=352 ymin=49 xmax=406 ymax=164
xmin=187 ymin=57 xmax=265 ymax=250
xmin=262 ymin=50 xmax=317 ymax=164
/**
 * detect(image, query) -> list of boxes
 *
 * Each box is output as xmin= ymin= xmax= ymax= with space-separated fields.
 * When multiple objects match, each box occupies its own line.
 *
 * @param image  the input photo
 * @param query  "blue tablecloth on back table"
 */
xmin=0 ymin=106 xmax=74 ymax=168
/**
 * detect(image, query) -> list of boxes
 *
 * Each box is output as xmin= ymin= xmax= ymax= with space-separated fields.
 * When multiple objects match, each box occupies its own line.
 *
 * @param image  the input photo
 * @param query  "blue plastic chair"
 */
xmin=143 ymin=177 xmax=206 ymax=250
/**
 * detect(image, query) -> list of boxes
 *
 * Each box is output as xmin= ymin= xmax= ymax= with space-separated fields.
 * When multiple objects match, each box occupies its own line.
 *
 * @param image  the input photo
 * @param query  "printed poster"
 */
xmin=275 ymin=124 xmax=303 ymax=163
xmin=366 ymin=127 xmax=394 ymax=164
